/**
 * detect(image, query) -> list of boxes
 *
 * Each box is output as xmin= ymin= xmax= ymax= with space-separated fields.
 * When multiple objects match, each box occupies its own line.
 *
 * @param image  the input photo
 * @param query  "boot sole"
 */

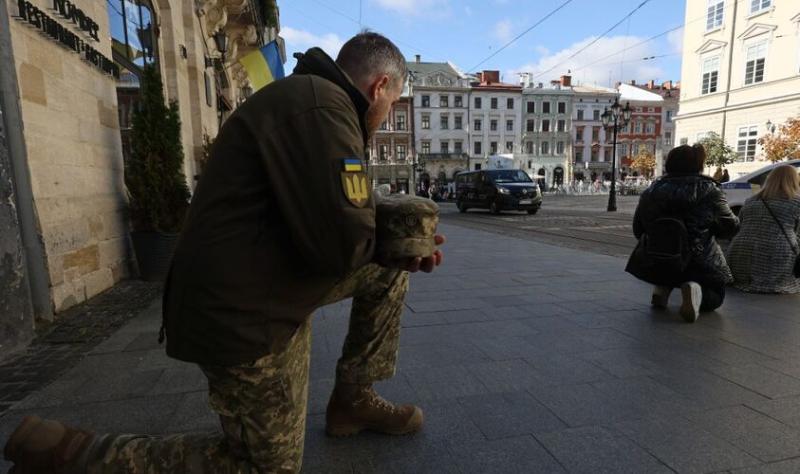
xmin=326 ymin=408 xmax=424 ymax=437
xmin=680 ymin=283 xmax=701 ymax=323
xmin=3 ymin=416 xmax=42 ymax=462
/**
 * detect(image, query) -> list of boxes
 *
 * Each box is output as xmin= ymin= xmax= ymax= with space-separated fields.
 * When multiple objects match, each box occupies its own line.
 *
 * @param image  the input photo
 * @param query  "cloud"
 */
xmin=493 ymin=19 xmax=513 ymax=43
xmin=282 ymin=26 xmax=345 ymax=59
xmin=506 ymin=35 xmax=666 ymax=88
xmin=667 ymin=27 xmax=684 ymax=54
xmin=371 ymin=0 xmax=449 ymax=16
xmin=534 ymin=45 xmax=550 ymax=56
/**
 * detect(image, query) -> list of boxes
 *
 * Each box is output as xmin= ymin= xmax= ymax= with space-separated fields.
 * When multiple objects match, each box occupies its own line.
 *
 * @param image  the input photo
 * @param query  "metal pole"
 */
xmin=607 ymin=115 xmax=618 ymax=212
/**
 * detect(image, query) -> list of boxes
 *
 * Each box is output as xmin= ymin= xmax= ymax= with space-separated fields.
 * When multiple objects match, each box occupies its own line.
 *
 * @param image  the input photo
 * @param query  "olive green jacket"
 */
xmin=163 ymin=48 xmax=376 ymax=365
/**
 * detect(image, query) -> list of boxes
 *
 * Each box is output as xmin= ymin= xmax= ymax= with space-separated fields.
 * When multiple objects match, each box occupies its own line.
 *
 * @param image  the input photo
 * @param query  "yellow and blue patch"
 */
xmin=342 ymin=158 xmax=363 ymax=172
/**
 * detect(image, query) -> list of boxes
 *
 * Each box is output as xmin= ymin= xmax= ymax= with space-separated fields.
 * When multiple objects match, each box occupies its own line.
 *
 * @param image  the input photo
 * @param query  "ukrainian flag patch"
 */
xmin=342 ymin=158 xmax=363 ymax=172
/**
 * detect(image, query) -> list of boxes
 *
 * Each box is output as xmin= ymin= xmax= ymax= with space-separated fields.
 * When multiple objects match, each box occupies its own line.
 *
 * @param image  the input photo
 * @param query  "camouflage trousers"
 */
xmin=82 ymin=264 xmax=409 ymax=474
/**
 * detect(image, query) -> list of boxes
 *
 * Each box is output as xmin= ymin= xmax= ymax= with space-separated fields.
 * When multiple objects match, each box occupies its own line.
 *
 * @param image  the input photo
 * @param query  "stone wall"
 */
xmin=9 ymin=0 xmax=131 ymax=312
xmin=0 ymin=95 xmax=34 ymax=352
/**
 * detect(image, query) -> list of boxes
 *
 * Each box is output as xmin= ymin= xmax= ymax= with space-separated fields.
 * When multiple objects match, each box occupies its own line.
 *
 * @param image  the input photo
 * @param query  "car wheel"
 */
xmin=457 ymin=200 xmax=468 ymax=213
xmin=490 ymin=201 xmax=501 ymax=215
xmin=527 ymin=207 xmax=539 ymax=215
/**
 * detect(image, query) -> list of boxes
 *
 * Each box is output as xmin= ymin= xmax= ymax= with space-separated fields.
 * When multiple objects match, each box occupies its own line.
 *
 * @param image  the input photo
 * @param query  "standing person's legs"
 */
xmin=5 ymin=321 xmax=312 ymax=474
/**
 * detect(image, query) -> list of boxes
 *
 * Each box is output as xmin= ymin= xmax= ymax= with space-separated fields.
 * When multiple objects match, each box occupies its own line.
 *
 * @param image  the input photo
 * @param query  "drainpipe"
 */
xmin=0 ymin=6 xmax=53 ymax=321
xmin=720 ymin=0 xmax=739 ymax=143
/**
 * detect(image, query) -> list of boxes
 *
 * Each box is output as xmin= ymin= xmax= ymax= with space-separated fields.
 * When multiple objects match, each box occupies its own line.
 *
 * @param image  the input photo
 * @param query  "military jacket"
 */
xmin=163 ymin=48 xmax=376 ymax=365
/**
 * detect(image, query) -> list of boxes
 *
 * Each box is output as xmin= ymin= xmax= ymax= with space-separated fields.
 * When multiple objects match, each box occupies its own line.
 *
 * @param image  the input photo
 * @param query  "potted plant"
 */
xmin=126 ymin=65 xmax=191 ymax=281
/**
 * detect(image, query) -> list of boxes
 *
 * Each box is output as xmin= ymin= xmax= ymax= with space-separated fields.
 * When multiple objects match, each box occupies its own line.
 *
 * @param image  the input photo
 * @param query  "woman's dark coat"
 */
xmin=626 ymin=174 xmax=739 ymax=287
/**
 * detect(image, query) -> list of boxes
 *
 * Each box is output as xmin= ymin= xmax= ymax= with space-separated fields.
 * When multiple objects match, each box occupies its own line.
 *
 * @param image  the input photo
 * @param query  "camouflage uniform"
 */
xmin=82 ymin=264 xmax=408 ymax=474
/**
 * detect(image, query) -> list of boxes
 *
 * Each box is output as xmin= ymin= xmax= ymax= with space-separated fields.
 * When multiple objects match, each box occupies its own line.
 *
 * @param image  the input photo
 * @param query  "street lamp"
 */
xmin=601 ymin=98 xmax=632 ymax=212
xmin=766 ymin=119 xmax=776 ymax=134
xmin=213 ymin=30 xmax=229 ymax=61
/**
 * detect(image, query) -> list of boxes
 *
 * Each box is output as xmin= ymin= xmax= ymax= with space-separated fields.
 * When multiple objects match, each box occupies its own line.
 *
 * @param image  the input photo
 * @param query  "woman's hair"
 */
xmin=665 ymin=144 xmax=705 ymax=174
xmin=758 ymin=165 xmax=800 ymax=200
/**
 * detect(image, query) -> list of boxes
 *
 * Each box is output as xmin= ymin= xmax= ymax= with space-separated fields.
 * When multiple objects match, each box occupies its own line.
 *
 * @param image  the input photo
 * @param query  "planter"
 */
xmin=130 ymin=231 xmax=179 ymax=281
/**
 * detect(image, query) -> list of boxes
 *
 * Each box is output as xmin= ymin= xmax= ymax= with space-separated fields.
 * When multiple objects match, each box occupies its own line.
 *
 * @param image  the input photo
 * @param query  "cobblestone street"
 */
xmin=440 ymin=194 xmax=640 ymax=257
xmin=3 ymin=210 xmax=800 ymax=473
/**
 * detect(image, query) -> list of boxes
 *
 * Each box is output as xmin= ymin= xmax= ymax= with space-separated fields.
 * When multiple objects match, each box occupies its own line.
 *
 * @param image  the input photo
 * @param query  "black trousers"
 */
xmin=699 ymin=284 xmax=725 ymax=312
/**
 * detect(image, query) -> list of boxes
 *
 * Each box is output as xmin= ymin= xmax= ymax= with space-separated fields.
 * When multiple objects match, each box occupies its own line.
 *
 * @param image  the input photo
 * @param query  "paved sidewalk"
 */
xmin=3 ymin=222 xmax=800 ymax=473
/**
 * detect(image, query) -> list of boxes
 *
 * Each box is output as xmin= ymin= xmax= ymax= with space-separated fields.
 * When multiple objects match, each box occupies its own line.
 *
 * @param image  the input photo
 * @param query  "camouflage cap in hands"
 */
xmin=374 ymin=194 xmax=439 ymax=262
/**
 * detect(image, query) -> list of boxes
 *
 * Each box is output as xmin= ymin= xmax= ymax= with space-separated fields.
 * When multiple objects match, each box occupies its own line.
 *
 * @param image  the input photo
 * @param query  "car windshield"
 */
xmin=488 ymin=170 xmax=532 ymax=183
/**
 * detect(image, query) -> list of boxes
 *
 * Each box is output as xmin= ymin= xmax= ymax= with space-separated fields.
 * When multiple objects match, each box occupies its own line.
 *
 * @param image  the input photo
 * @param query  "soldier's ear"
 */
xmin=367 ymin=75 xmax=391 ymax=101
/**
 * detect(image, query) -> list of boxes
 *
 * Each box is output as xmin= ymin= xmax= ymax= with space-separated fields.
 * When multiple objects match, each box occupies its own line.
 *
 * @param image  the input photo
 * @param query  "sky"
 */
xmin=279 ymin=0 xmax=688 ymax=88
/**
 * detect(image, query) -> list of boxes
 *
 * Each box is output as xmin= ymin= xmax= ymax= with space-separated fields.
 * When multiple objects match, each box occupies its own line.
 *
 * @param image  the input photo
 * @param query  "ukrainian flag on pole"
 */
xmin=239 ymin=41 xmax=285 ymax=92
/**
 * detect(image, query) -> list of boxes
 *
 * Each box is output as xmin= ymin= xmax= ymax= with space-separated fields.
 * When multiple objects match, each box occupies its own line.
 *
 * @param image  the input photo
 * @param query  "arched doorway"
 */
xmin=537 ymin=167 xmax=546 ymax=191
xmin=553 ymin=167 xmax=564 ymax=186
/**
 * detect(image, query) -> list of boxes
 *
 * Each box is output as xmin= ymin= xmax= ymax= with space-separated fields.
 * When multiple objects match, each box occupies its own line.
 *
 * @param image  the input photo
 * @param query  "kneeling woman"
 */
xmin=626 ymin=145 xmax=739 ymax=323
xmin=727 ymin=165 xmax=800 ymax=294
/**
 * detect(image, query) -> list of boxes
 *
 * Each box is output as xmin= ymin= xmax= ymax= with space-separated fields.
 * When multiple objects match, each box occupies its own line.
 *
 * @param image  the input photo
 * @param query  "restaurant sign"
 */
xmin=12 ymin=0 xmax=119 ymax=78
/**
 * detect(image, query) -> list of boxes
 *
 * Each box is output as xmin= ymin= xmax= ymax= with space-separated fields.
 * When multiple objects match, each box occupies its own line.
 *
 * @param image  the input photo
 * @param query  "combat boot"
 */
xmin=3 ymin=415 xmax=95 ymax=474
xmin=326 ymin=383 xmax=423 ymax=437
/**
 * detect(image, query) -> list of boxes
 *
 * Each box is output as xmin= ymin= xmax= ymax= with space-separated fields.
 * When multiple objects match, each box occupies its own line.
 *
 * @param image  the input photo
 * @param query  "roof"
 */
xmin=618 ymin=83 xmax=664 ymax=103
xmin=406 ymin=61 xmax=464 ymax=79
xmin=572 ymin=84 xmax=618 ymax=96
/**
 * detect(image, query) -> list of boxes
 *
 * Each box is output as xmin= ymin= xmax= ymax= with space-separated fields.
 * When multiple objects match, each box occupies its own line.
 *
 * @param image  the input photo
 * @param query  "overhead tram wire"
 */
xmin=552 ymin=0 xmax=751 ymax=79
xmin=529 ymin=0 xmax=655 ymax=81
xmin=467 ymin=0 xmax=575 ymax=73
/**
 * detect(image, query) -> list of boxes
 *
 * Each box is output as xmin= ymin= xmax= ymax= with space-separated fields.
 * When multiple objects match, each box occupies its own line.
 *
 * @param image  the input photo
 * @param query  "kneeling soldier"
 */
xmin=4 ymin=31 xmax=445 ymax=474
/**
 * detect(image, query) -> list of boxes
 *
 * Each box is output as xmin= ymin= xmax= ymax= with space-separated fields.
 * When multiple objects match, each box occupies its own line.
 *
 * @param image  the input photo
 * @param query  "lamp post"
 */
xmin=213 ymin=30 xmax=228 ymax=62
xmin=601 ymin=98 xmax=632 ymax=212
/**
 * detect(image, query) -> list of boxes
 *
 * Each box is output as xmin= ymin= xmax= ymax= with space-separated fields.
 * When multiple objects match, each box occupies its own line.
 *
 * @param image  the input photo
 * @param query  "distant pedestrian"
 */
xmin=713 ymin=166 xmax=723 ymax=181
xmin=626 ymin=144 xmax=739 ymax=323
xmin=721 ymin=169 xmax=730 ymax=183
xmin=727 ymin=165 xmax=800 ymax=293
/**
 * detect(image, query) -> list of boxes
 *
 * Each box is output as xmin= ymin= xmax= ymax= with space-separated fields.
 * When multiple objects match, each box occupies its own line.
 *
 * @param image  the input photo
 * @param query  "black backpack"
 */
xmin=641 ymin=217 xmax=692 ymax=273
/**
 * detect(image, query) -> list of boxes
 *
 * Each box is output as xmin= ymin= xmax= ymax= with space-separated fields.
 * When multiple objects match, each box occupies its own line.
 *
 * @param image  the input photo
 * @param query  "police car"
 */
xmin=721 ymin=159 xmax=800 ymax=215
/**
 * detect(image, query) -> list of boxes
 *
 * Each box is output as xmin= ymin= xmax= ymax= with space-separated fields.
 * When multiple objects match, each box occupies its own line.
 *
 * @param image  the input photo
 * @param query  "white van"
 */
xmin=721 ymin=159 xmax=800 ymax=214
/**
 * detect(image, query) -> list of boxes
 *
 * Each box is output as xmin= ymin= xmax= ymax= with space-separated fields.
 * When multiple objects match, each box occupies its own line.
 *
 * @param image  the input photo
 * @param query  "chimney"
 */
xmin=647 ymin=80 xmax=655 ymax=89
xmin=482 ymin=70 xmax=500 ymax=84
xmin=662 ymin=80 xmax=673 ymax=90
xmin=415 ymin=54 xmax=421 ymax=63
xmin=629 ymin=80 xmax=636 ymax=86
xmin=560 ymin=75 xmax=572 ymax=87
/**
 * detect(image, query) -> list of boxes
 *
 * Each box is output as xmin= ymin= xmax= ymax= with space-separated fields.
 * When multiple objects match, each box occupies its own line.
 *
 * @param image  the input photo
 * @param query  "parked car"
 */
xmin=721 ymin=159 xmax=800 ymax=215
xmin=455 ymin=169 xmax=542 ymax=214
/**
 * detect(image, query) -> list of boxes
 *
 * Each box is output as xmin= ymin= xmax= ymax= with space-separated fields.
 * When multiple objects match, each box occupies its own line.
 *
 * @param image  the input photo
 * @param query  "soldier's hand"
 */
xmin=395 ymin=234 xmax=445 ymax=273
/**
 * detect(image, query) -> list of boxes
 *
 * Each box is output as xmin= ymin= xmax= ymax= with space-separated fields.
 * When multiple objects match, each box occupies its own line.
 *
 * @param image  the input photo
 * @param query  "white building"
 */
xmin=469 ymin=70 xmax=523 ymax=171
xmin=519 ymin=74 xmax=574 ymax=188
xmin=674 ymin=0 xmax=800 ymax=177
xmin=571 ymin=85 xmax=619 ymax=181
xmin=407 ymin=56 xmax=471 ymax=186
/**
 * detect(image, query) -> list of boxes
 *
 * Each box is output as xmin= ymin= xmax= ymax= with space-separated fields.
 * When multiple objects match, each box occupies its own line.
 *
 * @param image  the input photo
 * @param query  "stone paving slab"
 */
xmin=2 ymin=222 xmax=800 ymax=472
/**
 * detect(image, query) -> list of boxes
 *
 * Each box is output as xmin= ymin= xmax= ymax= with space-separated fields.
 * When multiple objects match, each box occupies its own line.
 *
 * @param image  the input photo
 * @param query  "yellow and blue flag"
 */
xmin=239 ymin=41 xmax=285 ymax=91
xmin=343 ymin=158 xmax=363 ymax=172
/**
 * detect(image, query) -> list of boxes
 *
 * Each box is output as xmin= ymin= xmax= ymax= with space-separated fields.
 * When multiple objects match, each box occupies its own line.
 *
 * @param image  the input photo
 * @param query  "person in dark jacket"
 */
xmin=4 ymin=33 xmax=445 ymax=474
xmin=626 ymin=144 xmax=739 ymax=323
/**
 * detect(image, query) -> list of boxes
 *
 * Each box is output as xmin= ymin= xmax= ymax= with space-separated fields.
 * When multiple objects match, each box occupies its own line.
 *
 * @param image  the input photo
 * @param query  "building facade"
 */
xmin=674 ymin=0 xmax=800 ymax=177
xmin=519 ymin=75 xmax=574 ymax=188
xmin=469 ymin=70 xmax=523 ymax=171
xmin=368 ymin=82 xmax=414 ymax=193
xmin=1 ymin=0 xmax=280 ymax=351
xmin=407 ymin=56 xmax=471 ymax=189
xmin=617 ymin=82 xmax=666 ymax=176
xmin=571 ymin=85 xmax=619 ymax=181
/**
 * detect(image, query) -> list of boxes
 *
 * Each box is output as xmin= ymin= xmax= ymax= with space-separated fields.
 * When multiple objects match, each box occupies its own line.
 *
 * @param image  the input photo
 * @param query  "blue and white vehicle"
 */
xmin=720 ymin=159 xmax=800 ymax=215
